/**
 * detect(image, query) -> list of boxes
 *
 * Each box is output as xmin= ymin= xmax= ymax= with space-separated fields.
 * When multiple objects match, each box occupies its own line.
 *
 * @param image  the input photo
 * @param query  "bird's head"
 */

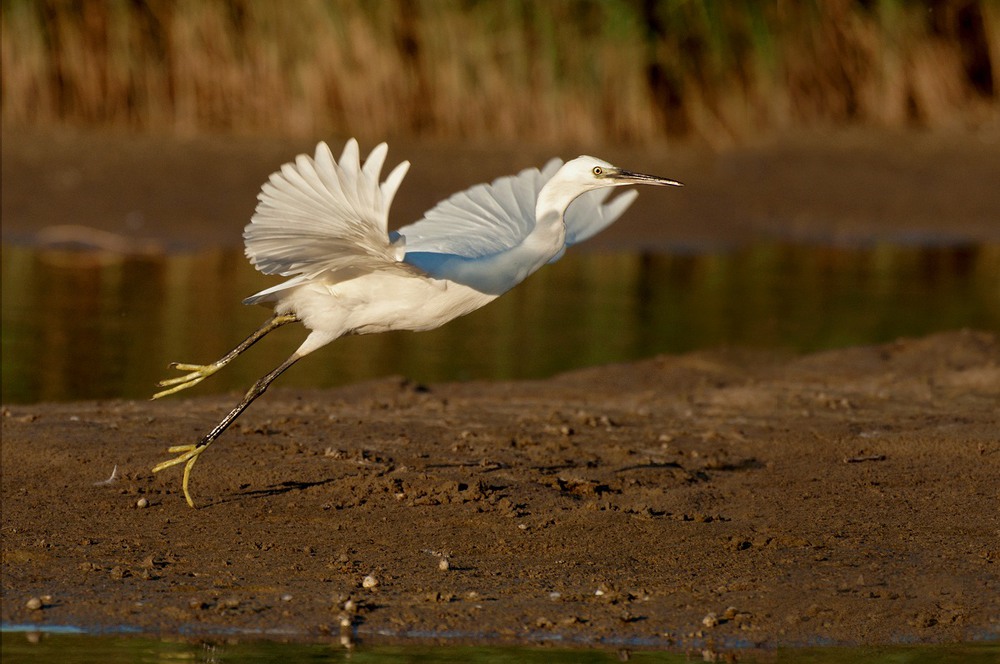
xmin=560 ymin=156 xmax=683 ymax=192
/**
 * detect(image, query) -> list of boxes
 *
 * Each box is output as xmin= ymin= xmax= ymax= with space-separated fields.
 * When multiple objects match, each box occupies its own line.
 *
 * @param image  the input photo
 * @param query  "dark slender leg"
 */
xmin=200 ymin=353 xmax=301 ymax=446
xmin=153 ymin=313 xmax=298 ymax=399
xmin=152 ymin=352 xmax=302 ymax=507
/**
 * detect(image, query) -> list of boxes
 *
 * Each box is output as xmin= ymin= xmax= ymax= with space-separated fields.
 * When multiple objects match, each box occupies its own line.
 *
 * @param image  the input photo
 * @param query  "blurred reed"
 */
xmin=2 ymin=0 xmax=997 ymax=144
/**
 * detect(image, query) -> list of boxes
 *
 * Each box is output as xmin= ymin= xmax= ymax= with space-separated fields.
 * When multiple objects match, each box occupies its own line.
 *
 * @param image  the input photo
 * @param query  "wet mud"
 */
xmin=3 ymin=330 xmax=998 ymax=648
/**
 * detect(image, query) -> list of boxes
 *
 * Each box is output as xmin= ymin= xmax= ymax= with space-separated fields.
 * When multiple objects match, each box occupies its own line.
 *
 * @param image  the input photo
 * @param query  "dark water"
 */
xmin=2 ymin=243 xmax=998 ymax=404
xmin=2 ymin=630 xmax=998 ymax=663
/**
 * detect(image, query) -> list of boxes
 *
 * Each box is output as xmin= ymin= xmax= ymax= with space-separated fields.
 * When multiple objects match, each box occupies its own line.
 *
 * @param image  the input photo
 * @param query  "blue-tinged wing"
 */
xmin=564 ymin=189 xmax=639 ymax=247
xmin=397 ymin=158 xmax=639 ymax=261
xmin=394 ymin=161 xmax=557 ymax=258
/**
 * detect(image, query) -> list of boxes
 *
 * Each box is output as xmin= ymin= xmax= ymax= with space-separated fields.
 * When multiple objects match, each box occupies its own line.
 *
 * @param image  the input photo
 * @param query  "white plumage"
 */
xmin=153 ymin=138 xmax=682 ymax=507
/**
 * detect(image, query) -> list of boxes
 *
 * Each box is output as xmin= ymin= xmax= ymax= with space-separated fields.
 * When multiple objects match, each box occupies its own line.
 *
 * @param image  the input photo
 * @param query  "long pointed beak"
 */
xmin=615 ymin=169 xmax=683 ymax=187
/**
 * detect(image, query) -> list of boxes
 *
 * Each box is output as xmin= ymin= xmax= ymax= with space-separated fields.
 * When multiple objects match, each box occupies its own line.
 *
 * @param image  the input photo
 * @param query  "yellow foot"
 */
xmin=152 ymin=362 xmax=222 ymax=399
xmin=152 ymin=443 xmax=208 ymax=508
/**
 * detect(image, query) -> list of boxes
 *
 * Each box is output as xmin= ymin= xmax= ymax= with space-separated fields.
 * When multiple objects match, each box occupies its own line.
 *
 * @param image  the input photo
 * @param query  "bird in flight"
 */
xmin=152 ymin=139 xmax=682 ymax=507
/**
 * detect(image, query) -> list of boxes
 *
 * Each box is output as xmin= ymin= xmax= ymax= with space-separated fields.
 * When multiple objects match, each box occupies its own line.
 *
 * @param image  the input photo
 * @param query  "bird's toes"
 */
xmin=156 ymin=373 xmax=196 ymax=387
xmin=170 ymin=362 xmax=208 ymax=371
xmin=151 ymin=445 xmax=199 ymax=473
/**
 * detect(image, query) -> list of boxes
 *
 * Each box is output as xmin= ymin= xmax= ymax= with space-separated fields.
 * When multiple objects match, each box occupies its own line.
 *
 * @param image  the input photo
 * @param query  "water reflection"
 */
xmin=2 ymin=630 xmax=998 ymax=663
xmin=2 ymin=243 xmax=998 ymax=404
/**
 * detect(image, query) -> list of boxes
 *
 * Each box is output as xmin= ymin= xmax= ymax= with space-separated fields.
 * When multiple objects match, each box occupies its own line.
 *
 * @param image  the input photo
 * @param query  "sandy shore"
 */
xmin=2 ymin=330 xmax=998 ymax=648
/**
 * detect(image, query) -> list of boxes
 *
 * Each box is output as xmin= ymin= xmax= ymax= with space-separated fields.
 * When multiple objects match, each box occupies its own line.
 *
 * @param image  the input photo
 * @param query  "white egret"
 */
xmin=152 ymin=139 xmax=682 ymax=507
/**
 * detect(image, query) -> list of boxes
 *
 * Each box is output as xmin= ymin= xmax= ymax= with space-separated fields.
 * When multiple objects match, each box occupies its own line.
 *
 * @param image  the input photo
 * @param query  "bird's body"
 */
xmin=276 ymin=268 xmax=496 ymax=347
xmin=153 ymin=139 xmax=681 ymax=507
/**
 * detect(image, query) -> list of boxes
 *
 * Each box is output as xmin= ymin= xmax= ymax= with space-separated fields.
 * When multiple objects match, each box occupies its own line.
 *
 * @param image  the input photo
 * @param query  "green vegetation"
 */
xmin=2 ymin=0 xmax=997 ymax=143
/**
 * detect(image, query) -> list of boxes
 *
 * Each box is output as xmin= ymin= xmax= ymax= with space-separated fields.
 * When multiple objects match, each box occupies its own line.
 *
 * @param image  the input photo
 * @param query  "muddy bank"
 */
xmin=2 ymin=330 xmax=998 ymax=648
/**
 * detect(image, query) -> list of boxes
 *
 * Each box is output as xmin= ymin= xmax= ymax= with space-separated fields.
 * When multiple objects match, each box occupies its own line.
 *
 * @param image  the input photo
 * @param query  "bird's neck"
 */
xmin=437 ymin=177 xmax=578 ymax=297
xmin=531 ymin=176 xmax=586 ymax=255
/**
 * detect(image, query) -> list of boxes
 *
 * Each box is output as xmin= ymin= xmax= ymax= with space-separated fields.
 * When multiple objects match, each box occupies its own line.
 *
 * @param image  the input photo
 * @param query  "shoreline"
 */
xmin=3 ymin=330 xmax=998 ymax=648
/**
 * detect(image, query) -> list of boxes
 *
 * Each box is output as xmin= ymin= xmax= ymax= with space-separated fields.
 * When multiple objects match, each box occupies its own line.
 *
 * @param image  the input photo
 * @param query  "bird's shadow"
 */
xmin=199 ymin=477 xmax=340 ymax=507
xmin=615 ymin=460 xmax=684 ymax=473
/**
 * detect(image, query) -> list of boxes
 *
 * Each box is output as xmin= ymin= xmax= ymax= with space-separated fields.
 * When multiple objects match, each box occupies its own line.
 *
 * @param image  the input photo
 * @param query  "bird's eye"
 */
xmin=592 ymin=166 xmax=603 ymax=176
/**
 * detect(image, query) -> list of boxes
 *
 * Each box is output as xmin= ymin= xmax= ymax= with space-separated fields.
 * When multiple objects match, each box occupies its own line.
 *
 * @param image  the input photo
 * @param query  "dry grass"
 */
xmin=2 ymin=0 xmax=997 ymax=143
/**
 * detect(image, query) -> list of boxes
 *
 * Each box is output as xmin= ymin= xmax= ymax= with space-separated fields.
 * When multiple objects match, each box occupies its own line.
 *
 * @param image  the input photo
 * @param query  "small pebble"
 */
xmin=362 ymin=574 xmax=379 ymax=589
xmin=280 ymin=593 xmax=293 ymax=602
xmin=438 ymin=558 xmax=450 ymax=571
xmin=25 ymin=597 xmax=43 ymax=611
xmin=136 ymin=497 xmax=149 ymax=509
xmin=702 ymin=612 xmax=719 ymax=628
xmin=342 ymin=598 xmax=357 ymax=613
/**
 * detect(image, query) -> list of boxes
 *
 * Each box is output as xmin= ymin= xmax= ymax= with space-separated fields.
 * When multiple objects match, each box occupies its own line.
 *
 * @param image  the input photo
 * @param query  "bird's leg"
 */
xmin=152 ymin=352 xmax=302 ymax=508
xmin=152 ymin=313 xmax=298 ymax=399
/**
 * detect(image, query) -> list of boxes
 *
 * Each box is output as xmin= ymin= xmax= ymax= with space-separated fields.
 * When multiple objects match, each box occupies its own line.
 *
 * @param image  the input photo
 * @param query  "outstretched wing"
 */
xmin=564 ymin=189 xmax=639 ymax=247
xmin=242 ymin=139 xmax=412 ymax=304
xmin=396 ymin=158 xmax=640 ymax=262
xmin=394 ymin=161 xmax=554 ymax=258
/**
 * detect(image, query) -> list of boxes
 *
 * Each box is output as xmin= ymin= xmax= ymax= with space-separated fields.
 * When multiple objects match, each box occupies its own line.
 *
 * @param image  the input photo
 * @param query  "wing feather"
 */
xmin=243 ymin=139 xmax=413 ymax=305
xmin=396 ymin=164 xmax=549 ymax=258
xmin=564 ymin=188 xmax=639 ymax=247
